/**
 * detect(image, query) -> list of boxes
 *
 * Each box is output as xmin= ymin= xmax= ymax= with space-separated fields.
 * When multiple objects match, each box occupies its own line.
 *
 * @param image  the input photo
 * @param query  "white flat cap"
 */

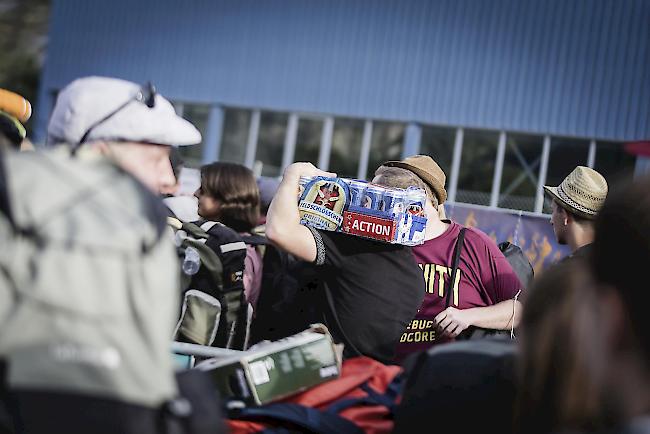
xmin=47 ymin=76 xmax=201 ymax=147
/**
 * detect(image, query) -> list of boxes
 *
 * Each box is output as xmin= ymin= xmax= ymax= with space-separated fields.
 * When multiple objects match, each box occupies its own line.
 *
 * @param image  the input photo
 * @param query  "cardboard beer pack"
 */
xmin=194 ymin=324 xmax=342 ymax=406
xmin=298 ymin=176 xmax=428 ymax=245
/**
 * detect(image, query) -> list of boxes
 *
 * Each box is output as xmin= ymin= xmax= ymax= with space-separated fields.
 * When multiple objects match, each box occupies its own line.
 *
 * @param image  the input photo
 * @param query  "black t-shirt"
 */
xmin=309 ymin=228 xmax=426 ymax=364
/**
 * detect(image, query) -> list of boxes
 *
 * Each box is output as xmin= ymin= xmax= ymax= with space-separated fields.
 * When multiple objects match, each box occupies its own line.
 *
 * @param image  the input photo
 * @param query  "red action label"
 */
xmin=342 ymin=211 xmax=396 ymax=242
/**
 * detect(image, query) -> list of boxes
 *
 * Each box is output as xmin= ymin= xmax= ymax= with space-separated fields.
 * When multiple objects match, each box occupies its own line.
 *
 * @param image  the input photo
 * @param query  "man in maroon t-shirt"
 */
xmin=373 ymin=155 xmax=523 ymax=362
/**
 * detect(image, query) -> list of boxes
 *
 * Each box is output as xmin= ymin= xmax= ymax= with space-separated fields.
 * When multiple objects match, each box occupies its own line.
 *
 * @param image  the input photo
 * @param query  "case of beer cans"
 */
xmin=297 ymin=175 xmax=427 ymax=245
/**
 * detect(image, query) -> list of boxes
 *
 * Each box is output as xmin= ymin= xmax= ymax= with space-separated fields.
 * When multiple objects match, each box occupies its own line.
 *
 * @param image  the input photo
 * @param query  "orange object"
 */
xmin=0 ymin=89 xmax=32 ymax=123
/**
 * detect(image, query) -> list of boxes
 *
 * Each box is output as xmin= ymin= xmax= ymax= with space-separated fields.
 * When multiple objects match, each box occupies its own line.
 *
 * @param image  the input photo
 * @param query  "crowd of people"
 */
xmin=0 ymin=75 xmax=648 ymax=433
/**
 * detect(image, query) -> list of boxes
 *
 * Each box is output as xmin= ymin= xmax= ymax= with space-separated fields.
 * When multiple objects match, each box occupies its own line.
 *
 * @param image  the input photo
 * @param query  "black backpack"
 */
xmin=451 ymin=229 xmax=532 ymax=341
xmin=242 ymin=234 xmax=321 ymax=346
xmin=170 ymin=218 xmax=249 ymax=350
xmin=498 ymin=241 xmax=534 ymax=289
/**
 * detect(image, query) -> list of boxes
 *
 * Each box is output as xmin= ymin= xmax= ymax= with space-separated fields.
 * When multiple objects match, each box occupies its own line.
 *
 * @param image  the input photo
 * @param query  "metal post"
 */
xmin=281 ymin=113 xmax=299 ymax=171
xmin=587 ymin=139 xmax=596 ymax=168
xmin=318 ymin=116 xmax=334 ymax=171
xmin=402 ymin=123 xmax=422 ymax=158
xmin=357 ymin=120 xmax=373 ymax=180
xmin=202 ymin=105 xmax=224 ymax=163
xmin=534 ymin=135 xmax=551 ymax=213
xmin=244 ymin=110 xmax=260 ymax=169
xmin=490 ymin=131 xmax=507 ymax=208
xmin=447 ymin=128 xmax=464 ymax=203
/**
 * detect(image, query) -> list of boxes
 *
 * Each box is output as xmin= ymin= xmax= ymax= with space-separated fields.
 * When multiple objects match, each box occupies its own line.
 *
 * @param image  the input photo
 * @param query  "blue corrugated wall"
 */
xmin=35 ymin=0 xmax=650 ymax=142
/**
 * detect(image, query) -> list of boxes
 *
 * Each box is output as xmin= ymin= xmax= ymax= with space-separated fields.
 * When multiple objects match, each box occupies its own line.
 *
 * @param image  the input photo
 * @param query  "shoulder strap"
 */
xmin=240 ymin=233 xmax=268 ymax=246
xmin=445 ymin=227 xmax=467 ymax=308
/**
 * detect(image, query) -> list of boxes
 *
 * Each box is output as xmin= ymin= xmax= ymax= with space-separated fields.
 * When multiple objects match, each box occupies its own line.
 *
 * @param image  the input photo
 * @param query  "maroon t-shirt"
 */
xmin=395 ymin=221 xmax=523 ymax=362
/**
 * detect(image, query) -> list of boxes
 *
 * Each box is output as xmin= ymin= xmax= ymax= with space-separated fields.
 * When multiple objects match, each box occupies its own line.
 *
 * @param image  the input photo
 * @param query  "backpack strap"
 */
xmin=240 ymin=233 xmax=268 ymax=247
xmin=445 ymin=227 xmax=467 ymax=308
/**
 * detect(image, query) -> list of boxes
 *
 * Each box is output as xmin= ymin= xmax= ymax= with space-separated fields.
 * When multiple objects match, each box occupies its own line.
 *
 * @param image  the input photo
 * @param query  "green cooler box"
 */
xmin=195 ymin=324 xmax=342 ymax=406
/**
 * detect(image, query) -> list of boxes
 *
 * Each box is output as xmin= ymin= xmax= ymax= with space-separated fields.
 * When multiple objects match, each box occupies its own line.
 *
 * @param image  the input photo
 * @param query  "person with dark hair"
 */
xmin=194 ymin=162 xmax=263 ymax=309
xmin=196 ymin=162 xmax=260 ymax=233
xmin=514 ymin=258 xmax=607 ymax=434
xmin=544 ymin=166 xmax=608 ymax=259
xmin=587 ymin=175 xmax=650 ymax=433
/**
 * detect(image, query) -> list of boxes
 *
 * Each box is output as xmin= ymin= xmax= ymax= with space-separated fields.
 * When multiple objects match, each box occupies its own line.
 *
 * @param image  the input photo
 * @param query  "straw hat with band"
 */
xmin=381 ymin=155 xmax=448 ymax=205
xmin=543 ymin=166 xmax=608 ymax=220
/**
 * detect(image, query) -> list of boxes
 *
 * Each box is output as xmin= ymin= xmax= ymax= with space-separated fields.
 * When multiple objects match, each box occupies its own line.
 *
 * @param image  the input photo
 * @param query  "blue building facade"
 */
xmin=36 ymin=0 xmax=649 ymax=215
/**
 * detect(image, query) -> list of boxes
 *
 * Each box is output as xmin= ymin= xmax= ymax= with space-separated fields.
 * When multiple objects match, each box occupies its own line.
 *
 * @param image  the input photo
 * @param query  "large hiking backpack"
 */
xmin=243 ymin=234 xmax=321 ymax=346
xmin=226 ymin=356 xmax=404 ymax=434
xmin=0 ymin=149 xmax=194 ymax=431
xmin=169 ymin=217 xmax=250 ymax=350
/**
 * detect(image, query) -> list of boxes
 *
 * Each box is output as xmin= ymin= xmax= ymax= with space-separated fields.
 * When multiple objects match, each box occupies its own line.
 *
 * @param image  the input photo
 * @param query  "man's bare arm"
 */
xmin=265 ymin=162 xmax=335 ymax=262
xmin=434 ymin=299 xmax=523 ymax=337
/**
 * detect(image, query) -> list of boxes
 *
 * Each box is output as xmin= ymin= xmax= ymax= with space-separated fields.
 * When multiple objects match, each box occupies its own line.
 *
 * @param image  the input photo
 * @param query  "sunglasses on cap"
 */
xmin=71 ymin=81 xmax=156 ymax=154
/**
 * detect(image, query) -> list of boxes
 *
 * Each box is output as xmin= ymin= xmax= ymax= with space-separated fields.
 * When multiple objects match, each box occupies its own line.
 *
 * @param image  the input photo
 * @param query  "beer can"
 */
xmin=381 ymin=188 xmax=406 ymax=215
xmin=362 ymin=184 xmax=385 ymax=210
xmin=346 ymin=179 xmax=368 ymax=207
xmin=405 ymin=187 xmax=426 ymax=216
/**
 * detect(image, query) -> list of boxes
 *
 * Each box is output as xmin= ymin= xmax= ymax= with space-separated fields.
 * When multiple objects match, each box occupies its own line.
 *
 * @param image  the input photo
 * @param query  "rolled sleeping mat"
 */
xmin=0 ymin=89 xmax=31 ymax=146
xmin=0 ymin=89 xmax=32 ymax=123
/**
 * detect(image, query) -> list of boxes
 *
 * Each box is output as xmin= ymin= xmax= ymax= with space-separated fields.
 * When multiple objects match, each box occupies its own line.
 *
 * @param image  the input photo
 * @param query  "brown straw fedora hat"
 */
xmin=543 ymin=166 xmax=608 ymax=219
xmin=382 ymin=155 xmax=448 ymax=204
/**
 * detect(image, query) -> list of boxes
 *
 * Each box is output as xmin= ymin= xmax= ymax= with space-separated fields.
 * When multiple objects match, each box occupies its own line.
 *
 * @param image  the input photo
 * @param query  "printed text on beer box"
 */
xmin=342 ymin=211 xmax=396 ymax=243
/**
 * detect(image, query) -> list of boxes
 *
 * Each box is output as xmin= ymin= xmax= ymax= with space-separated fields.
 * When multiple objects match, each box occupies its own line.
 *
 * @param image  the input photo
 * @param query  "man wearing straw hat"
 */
xmin=373 ymin=155 xmax=523 ymax=362
xmin=543 ymin=166 xmax=608 ymax=259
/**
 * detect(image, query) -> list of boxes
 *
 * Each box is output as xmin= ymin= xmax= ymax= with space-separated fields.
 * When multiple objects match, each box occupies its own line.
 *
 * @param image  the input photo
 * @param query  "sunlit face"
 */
xmin=103 ymin=142 xmax=176 ymax=194
xmin=194 ymin=185 xmax=220 ymax=219
xmin=550 ymin=200 xmax=568 ymax=245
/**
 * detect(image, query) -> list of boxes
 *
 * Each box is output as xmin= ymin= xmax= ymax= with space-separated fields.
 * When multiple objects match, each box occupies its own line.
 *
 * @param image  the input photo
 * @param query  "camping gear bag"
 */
xmin=169 ymin=217 xmax=250 ymax=350
xmin=226 ymin=356 xmax=403 ymax=434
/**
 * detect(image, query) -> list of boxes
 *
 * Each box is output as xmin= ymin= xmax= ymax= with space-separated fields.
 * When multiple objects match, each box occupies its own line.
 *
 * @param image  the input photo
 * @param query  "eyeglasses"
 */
xmin=72 ymin=81 xmax=156 ymax=154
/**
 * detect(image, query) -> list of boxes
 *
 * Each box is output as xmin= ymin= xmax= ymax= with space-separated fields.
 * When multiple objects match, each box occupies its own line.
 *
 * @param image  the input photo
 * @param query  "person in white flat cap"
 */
xmin=0 ymin=76 xmax=213 ymax=433
xmin=544 ymin=166 xmax=608 ymax=259
xmin=47 ymin=76 xmax=201 ymax=193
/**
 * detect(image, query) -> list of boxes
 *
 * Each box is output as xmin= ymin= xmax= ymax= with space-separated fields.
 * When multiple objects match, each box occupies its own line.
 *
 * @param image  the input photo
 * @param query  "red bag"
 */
xmin=227 ymin=356 xmax=404 ymax=434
